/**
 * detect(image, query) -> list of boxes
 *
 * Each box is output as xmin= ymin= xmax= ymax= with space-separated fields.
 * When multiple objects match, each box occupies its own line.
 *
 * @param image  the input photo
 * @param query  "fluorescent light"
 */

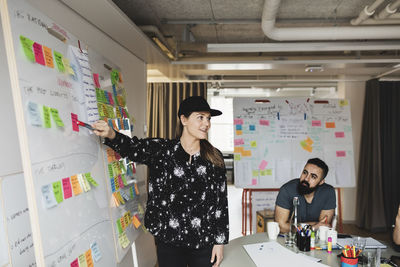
xmin=207 ymin=63 xmax=273 ymax=70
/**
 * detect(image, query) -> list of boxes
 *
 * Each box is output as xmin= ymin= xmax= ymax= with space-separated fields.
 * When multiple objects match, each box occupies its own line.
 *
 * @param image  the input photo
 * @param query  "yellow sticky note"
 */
xmin=266 ymin=169 xmax=272 ymax=175
xmin=118 ymin=232 xmax=130 ymax=249
xmin=236 ymin=130 xmax=243 ymax=136
xmin=252 ymin=170 xmax=259 ymax=177
xmin=43 ymin=45 xmax=54 ymax=68
xmin=260 ymin=170 xmax=267 ymax=176
xmin=132 ymin=214 xmax=141 ymax=229
xmin=242 ymin=150 xmax=252 ymax=157
xmin=62 ymin=57 xmax=75 ymax=75
xmin=50 ymin=108 xmax=64 ymax=127
xmin=78 ymin=254 xmax=88 ymax=267
xmin=124 ymin=213 xmax=130 ymax=226
xmin=234 ymin=154 xmax=241 ymax=161
xmin=85 ymin=249 xmax=94 ymax=267
xmin=71 ymin=175 xmax=82 ymax=196
xmin=250 ymin=141 xmax=257 ymax=147
xmin=339 ymin=99 xmax=348 ymax=107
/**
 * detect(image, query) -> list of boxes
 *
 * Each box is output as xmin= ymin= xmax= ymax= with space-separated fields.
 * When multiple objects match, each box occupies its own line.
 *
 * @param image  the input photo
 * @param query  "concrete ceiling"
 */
xmin=110 ymin=0 xmax=400 ymax=85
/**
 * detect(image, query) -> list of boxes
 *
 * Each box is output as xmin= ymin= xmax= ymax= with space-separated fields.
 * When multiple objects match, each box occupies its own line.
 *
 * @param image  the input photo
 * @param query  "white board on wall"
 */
xmin=233 ymin=97 xmax=356 ymax=188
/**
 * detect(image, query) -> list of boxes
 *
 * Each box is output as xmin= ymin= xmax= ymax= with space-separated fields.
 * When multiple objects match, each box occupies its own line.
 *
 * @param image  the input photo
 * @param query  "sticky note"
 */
xmin=339 ymin=100 xmax=348 ymax=107
xmin=242 ymin=150 xmax=252 ymax=157
xmin=79 ymin=173 xmax=91 ymax=192
xmin=252 ymin=170 xmax=259 ymax=177
xmin=71 ymin=175 xmax=82 ymax=196
xmin=93 ymin=73 xmax=101 ymax=88
xmin=85 ymin=173 xmax=98 ymax=187
xmin=53 ymin=51 xmax=65 ymax=72
xmin=260 ymin=170 xmax=267 ymax=176
xmin=236 ymin=130 xmax=243 ymax=136
xmin=27 ymin=101 xmax=42 ymax=126
xmin=124 ymin=213 xmax=130 ymax=226
xmin=62 ymin=177 xmax=72 ymax=199
xmin=19 ymin=35 xmax=35 ymax=61
xmin=112 ymin=193 xmax=120 ymax=207
xmin=116 ymin=219 xmax=123 ymax=234
xmin=111 ymin=69 xmax=119 ymax=85
xmin=234 ymin=118 xmax=243 ymax=125
xmin=70 ymin=258 xmax=79 ymax=267
xmin=234 ymin=154 xmax=241 ymax=161
xmin=52 ymin=181 xmax=63 ymax=203
xmin=251 ymin=179 xmax=257 ymax=185
xmin=62 ymin=57 xmax=74 ymax=75
xmin=120 ymin=173 xmax=127 ymax=185
xmin=78 ymin=254 xmax=88 ymax=267
xmin=41 ymin=184 xmax=57 ymax=209
xmin=300 ymin=140 xmax=307 ymax=148
xmin=110 ymin=178 xmax=116 ymax=193
xmin=120 ymin=190 xmax=130 ymax=201
xmin=312 ymin=120 xmax=322 ymax=127
xmin=134 ymin=183 xmax=140 ymax=195
xmin=234 ymin=139 xmax=244 ymax=146
xmin=305 ymin=137 xmax=314 ymax=146
xmin=266 ymin=169 xmax=272 ymax=175
xmin=108 ymin=92 xmax=114 ymax=106
xmin=85 ymin=249 xmax=94 ymax=267
xmin=50 ymin=108 xmax=64 ymax=127
xmin=42 ymin=45 xmax=54 ymax=68
xmin=33 ymin=42 xmax=45 ymax=65
xmin=259 ymin=119 xmax=269 ymax=126
xmin=118 ymin=232 xmax=130 ymax=248
xmin=303 ymin=145 xmax=313 ymax=152
xmin=43 ymin=106 xmax=51 ymax=128
xmin=336 ymin=151 xmax=346 ymax=157
xmin=335 ymin=132 xmax=345 ymax=138
xmin=70 ymin=113 xmax=79 ymax=132
xmin=236 ymin=124 xmax=242 ymax=130
xmin=132 ymin=214 xmax=141 ymax=229
xmin=119 ymin=72 xmax=123 ymax=82
xmin=90 ymin=242 xmax=102 ymax=262
xmin=259 ymin=160 xmax=268 ymax=170
xmin=250 ymin=141 xmax=257 ymax=147
xmin=326 ymin=122 xmax=336 ymax=128
xmin=106 ymin=148 xmax=115 ymax=162
xmin=249 ymin=125 xmax=255 ymax=131
xmin=108 ymin=164 xmax=114 ymax=178
xmin=114 ymin=176 xmax=120 ymax=191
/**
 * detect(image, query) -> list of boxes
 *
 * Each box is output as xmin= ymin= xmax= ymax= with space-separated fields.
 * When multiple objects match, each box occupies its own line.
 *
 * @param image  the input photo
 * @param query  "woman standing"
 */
xmin=93 ymin=96 xmax=229 ymax=267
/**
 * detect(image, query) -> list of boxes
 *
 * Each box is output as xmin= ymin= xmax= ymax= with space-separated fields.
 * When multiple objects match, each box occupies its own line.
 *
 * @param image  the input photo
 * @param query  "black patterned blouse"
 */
xmin=104 ymin=131 xmax=229 ymax=249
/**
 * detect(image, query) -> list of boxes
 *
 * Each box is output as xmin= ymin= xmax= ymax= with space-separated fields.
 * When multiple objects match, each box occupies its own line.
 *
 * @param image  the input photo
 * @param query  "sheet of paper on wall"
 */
xmin=41 ymin=184 xmax=57 ymax=209
xmin=27 ymin=101 xmax=42 ymax=126
xmin=337 ymin=237 xmax=387 ymax=249
xmin=90 ymin=241 xmax=102 ymax=262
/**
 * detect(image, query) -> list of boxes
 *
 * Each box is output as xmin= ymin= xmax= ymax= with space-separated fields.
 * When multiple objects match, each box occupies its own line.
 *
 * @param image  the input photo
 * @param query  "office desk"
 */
xmin=221 ymin=233 xmax=400 ymax=267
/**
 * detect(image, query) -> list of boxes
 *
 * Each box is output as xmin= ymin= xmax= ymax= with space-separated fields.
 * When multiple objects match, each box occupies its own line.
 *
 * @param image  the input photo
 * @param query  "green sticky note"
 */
xmin=50 ymin=108 xmax=64 ymax=127
xmin=266 ymin=169 xmax=273 ymax=175
xmin=120 ymin=161 xmax=126 ymax=173
xmin=250 ymin=141 xmax=257 ymax=147
xmin=234 ymin=154 xmax=241 ymax=161
xmin=116 ymin=219 xmax=123 ymax=234
xmin=53 ymin=51 xmax=65 ymax=72
xmin=252 ymin=170 xmax=259 ymax=177
xmin=85 ymin=172 xmax=98 ymax=187
xmin=111 ymin=69 xmax=119 ymax=85
xmin=78 ymin=254 xmax=88 ymax=267
xmin=52 ymin=181 xmax=63 ymax=203
xmin=19 ymin=35 xmax=35 ymax=62
xmin=260 ymin=170 xmax=267 ymax=176
xmin=43 ymin=105 xmax=51 ymax=128
xmin=108 ymin=164 xmax=114 ymax=178
xmin=120 ymin=174 xmax=127 ymax=186
xmin=98 ymin=103 xmax=105 ymax=117
xmin=107 ymin=105 xmax=115 ymax=118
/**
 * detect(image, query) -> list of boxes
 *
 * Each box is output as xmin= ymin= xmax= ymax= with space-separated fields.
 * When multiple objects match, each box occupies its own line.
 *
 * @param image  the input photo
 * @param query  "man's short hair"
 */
xmin=306 ymin=158 xmax=329 ymax=179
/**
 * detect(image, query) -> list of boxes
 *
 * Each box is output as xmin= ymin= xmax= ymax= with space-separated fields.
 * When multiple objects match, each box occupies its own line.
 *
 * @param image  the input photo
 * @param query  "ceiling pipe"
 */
xmin=261 ymin=0 xmax=400 ymax=40
xmin=375 ymin=0 xmax=400 ymax=19
xmin=351 ymin=0 xmax=385 ymax=25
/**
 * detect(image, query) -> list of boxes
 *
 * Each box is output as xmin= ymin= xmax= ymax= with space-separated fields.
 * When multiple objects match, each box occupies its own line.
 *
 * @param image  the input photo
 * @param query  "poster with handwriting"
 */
xmin=233 ymin=97 xmax=356 ymax=188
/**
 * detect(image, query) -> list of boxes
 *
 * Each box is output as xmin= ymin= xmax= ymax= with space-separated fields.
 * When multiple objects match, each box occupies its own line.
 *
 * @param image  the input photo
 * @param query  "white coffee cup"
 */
xmin=318 ymin=226 xmax=329 ymax=242
xmin=267 ymin=222 xmax=280 ymax=240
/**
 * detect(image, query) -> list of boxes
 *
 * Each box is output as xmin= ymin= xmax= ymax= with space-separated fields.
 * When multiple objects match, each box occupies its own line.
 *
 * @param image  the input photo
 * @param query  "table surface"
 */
xmin=221 ymin=233 xmax=400 ymax=267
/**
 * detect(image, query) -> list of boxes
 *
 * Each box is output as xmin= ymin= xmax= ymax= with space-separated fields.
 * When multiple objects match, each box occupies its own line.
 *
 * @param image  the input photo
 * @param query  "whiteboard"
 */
xmin=233 ymin=97 xmax=356 ymax=188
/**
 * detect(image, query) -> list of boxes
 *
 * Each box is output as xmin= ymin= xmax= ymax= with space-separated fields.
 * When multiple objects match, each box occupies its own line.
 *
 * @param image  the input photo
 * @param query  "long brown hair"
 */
xmin=176 ymin=113 xmax=225 ymax=169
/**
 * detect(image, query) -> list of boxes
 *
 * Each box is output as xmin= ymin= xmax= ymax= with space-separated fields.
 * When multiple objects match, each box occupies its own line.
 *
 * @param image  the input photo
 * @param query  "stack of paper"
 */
xmin=337 ymin=237 xmax=387 ymax=249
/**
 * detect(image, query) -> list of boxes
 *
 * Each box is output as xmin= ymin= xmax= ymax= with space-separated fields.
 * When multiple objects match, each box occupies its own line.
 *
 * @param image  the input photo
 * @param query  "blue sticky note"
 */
xmin=123 ymin=119 xmax=129 ymax=130
xmin=27 ymin=101 xmax=42 ymax=126
xmin=108 ymin=119 xmax=113 ymax=128
xmin=249 ymin=125 xmax=255 ymax=131
xmin=236 ymin=124 xmax=242 ymax=130
xmin=112 ymin=84 xmax=117 ymax=96
xmin=110 ymin=178 xmax=116 ymax=192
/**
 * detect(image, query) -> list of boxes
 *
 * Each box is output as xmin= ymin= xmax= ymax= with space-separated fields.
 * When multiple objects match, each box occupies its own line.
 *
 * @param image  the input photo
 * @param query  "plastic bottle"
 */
xmin=327 ymin=237 xmax=332 ymax=253
xmin=310 ymin=231 xmax=315 ymax=250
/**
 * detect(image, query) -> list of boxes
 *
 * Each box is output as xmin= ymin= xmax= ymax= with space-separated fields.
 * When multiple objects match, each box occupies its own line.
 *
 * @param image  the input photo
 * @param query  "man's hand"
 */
xmin=211 ymin=244 xmax=224 ymax=267
xmin=92 ymin=120 xmax=115 ymax=139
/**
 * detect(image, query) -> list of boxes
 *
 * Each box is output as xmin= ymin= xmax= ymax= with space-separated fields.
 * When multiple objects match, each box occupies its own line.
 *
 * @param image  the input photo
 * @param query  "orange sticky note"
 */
xmin=236 ymin=130 xmax=243 ymax=136
xmin=132 ymin=214 xmax=141 ymax=228
xmin=242 ymin=150 xmax=252 ymax=157
xmin=85 ymin=249 xmax=94 ymax=267
xmin=326 ymin=122 xmax=336 ymax=128
xmin=43 ymin=46 xmax=54 ymax=68
xmin=305 ymin=137 xmax=314 ymax=146
xmin=134 ymin=183 xmax=140 ymax=195
xmin=71 ymin=175 xmax=82 ymax=195
xmin=303 ymin=145 xmax=313 ymax=152
xmin=234 ymin=147 xmax=244 ymax=153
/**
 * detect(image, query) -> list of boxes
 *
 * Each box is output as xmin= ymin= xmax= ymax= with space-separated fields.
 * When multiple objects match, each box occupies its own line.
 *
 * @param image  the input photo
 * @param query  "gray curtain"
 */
xmin=356 ymin=79 xmax=400 ymax=232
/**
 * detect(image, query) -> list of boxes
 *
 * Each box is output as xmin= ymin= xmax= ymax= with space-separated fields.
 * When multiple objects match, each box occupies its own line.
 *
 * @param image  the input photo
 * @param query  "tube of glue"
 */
xmin=327 ymin=237 xmax=332 ymax=253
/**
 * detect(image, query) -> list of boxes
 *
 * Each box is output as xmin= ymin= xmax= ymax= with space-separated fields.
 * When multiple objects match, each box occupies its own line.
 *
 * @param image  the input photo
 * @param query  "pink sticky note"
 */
xmin=234 ymin=139 xmax=244 ymax=146
xmin=259 ymin=160 xmax=268 ymax=170
xmin=71 ymin=113 xmax=79 ymax=132
xmin=335 ymin=132 xmax=345 ymax=138
xmin=62 ymin=177 xmax=72 ymax=199
xmin=251 ymin=179 xmax=257 ymax=185
xmin=93 ymin=73 xmax=101 ymax=88
xmin=234 ymin=118 xmax=243 ymax=125
xmin=118 ymin=175 xmax=124 ymax=188
xmin=33 ymin=42 xmax=45 ymax=65
xmin=108 ymin=92 xmax=114 ymax=106
xmin=336 ymin=151 xmax=346 ymax=157
xmin=259 ymin=119 xmax=270 ymax=126
xmin=70 ymin=258 xmax=79 ymax=267
xmin=312 ymin=120 xmax=322 ymax=127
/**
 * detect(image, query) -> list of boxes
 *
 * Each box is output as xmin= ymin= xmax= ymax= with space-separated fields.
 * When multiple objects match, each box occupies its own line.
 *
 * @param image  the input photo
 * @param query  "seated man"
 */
xmin=394 ymin=205 xmax=400 ymax=245
xmin=274 ymin=158 xmax=336 ymax=233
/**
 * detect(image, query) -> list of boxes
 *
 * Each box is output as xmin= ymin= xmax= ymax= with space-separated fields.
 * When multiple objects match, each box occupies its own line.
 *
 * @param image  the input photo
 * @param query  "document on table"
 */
xmin=243 ymin=241 xmax=329 ymax=267
xmin=337 ymin=237 xmax=387 ymax=249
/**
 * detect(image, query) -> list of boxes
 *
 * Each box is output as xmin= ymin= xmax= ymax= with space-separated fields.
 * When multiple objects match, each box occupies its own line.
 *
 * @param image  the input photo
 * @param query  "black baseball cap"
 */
xmin=178 ymin=96 xmax=222 ymax=117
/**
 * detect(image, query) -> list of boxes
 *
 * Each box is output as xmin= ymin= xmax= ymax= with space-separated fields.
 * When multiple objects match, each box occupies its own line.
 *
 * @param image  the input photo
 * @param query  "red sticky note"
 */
xmin=259 ymin=160 xmax=268 ymax=170
xmin=234 ymin=118 xmax=243 ymax=125
xmin=71 ymin=113 xmax=79 ymax=132
xmin=33 ymin=42 xmax=46 ymax=65
xmin=335 ymin=132 xmax=345 ymax=138
xmin=336 ymin=151 xmax=346 ymax=157
xmin=312 ymin=120 xmax=321 ymax=127
xmin=326 ymin=122 xmax=336 ymax=128
xmin=118 ymin=175 xmax=124 ymax=188
xmin=62 ymin=177 xmax=72 ymax=199
xmin=108 ymin=92 xmax=114 ymax=106
xmin=259 ymin=119 xmax=270 ymax=126
xmin=70 ymin=258 xmax=79 ymax=267
xmin=93 ymin=73 xmax=101 ymax=88
xmin=251 ymin=178 xmax=257 ymax=185
xmin=234 ymin=139 xmax=244 ymax=146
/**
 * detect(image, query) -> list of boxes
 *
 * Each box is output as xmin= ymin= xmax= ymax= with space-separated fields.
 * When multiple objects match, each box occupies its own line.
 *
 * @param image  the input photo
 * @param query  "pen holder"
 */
xmin=340 ymin=254 xmax=358 ymax=267
xmin=296 ymin=232 xmax=311 ymax=252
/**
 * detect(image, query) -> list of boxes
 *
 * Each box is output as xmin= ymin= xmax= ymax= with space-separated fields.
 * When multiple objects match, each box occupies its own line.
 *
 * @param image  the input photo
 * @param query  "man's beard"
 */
xmin=297 ymin=180 xmax=318 ymax=195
